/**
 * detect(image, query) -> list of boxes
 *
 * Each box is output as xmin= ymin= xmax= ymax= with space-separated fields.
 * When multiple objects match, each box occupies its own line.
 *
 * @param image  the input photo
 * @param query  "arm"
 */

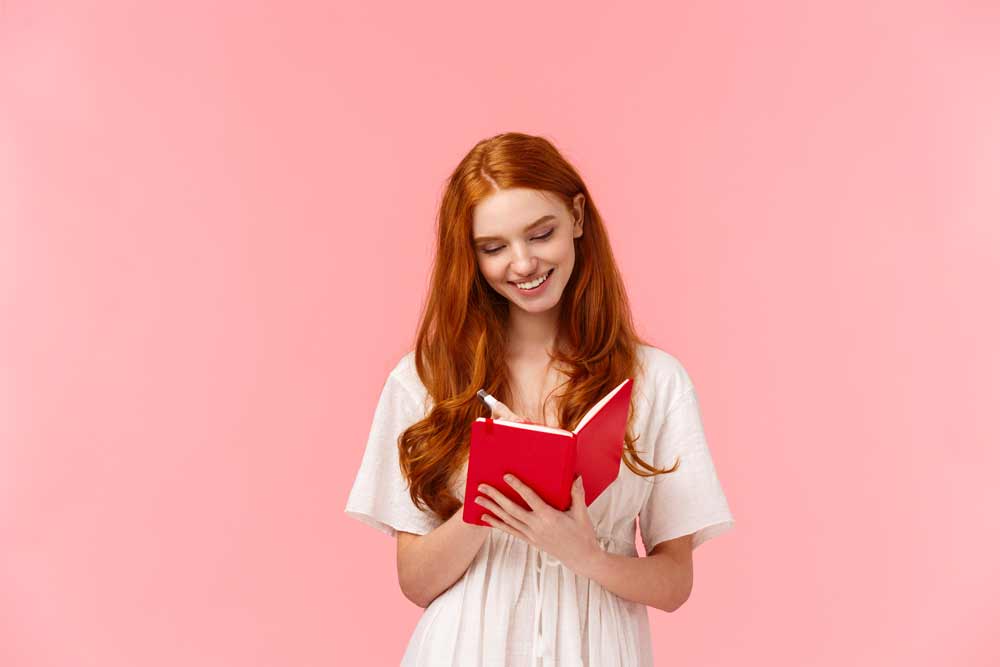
xmin=396 ymin=395 xmax=527 ymax=608
xmin=396 ymin=506 xmax=491 ymax=608
xmin=474 ymin=475 xmax=695 ymax=613
xmin=578 ymin=533 xmax=694 ymax=613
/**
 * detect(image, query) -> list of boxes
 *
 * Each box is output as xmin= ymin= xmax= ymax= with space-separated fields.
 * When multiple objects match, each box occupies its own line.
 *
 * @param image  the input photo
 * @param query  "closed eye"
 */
xmin=481 ymin=228 xmax=555 ymax=255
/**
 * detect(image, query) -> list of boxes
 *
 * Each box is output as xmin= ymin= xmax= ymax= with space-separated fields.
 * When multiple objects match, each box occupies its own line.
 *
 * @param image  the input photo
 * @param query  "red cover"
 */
xmin=462 ymin=378 xmax=634 ymax=526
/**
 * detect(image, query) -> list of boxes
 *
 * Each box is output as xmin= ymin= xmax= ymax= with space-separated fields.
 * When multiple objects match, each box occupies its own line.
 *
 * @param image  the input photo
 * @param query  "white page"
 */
xmin=571 ymin=377 xmax=631 ymax=435
xmin=473 ymin=377 xmax=629 ymax=437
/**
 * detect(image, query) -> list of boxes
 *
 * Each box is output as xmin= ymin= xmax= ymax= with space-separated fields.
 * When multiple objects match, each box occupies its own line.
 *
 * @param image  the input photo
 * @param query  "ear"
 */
xmin=572 ymin=193 xmax=585 ymax=239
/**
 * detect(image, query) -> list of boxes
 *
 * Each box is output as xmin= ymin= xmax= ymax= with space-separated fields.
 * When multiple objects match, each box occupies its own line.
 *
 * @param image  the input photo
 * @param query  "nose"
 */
xmin=510 ymin=243 xmax=539 ymax=277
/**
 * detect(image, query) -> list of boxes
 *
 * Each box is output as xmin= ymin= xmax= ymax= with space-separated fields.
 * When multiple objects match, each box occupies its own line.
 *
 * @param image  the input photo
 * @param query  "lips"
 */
xmin=508 ymin=268 xmax=553 ymax=286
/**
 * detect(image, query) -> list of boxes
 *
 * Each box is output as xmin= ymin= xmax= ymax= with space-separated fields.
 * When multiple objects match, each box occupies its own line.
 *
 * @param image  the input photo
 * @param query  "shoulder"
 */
xmin=387 ymin=350 xmax=431 ymax=411
xmin=389 ymin=349 xmax=418 ymax=383
xmin=635 ymin=343 xmax=697 ymax=413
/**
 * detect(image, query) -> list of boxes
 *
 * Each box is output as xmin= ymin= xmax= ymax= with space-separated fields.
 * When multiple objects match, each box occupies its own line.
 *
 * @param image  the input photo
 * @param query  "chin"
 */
xmin=512 ymin=291 xmax=561 ymax=311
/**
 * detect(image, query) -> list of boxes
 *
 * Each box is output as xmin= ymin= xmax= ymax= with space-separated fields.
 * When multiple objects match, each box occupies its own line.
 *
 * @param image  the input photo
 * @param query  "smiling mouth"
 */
xmin=509 ymin=268 xmax=554 ymax=289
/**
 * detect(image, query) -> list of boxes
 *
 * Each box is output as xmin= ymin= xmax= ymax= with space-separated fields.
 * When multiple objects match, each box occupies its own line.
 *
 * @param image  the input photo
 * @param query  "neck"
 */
xmin=506 ymin=304 xmax=560 ymax=360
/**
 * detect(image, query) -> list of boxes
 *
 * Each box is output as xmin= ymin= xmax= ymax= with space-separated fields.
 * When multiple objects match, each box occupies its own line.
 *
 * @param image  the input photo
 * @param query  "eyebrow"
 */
xmin=473 ymin=215 xmax=557 ymax=244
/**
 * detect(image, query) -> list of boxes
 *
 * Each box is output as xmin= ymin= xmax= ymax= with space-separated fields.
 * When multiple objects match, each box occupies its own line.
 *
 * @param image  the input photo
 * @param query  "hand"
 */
xmin=488 ymin=398 xmax=531 ymax=424
xmin=475 ymin=474 xmax=603 ymax=576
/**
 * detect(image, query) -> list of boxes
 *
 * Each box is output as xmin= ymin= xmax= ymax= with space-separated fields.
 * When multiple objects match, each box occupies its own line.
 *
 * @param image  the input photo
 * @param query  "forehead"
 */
xmin=471 ymin=188 xmax=561 ymax=233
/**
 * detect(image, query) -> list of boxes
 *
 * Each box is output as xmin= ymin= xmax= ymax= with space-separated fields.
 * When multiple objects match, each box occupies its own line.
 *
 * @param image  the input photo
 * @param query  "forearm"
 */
xmin=577 ymin=550 xmax=691 ymax=613
xmin=398 ymin=506 xmax=491 ymax=607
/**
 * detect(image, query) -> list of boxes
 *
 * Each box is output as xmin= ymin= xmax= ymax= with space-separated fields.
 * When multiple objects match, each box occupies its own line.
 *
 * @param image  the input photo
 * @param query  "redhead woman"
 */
xmin=345 ymin=132 xmax=735 ymax=666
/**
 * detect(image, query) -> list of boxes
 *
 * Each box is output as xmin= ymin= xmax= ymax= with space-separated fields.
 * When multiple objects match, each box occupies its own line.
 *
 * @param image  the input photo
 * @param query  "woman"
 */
xmin=345 ymin=132 xmax=735 ymax=666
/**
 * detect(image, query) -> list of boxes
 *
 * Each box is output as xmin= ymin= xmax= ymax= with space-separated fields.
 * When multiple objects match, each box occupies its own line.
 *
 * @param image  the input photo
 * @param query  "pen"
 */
xmin=476 ymin=389 xmax=500 ymax=411
xmin=478 ymin=389 xmax=534 ymax=425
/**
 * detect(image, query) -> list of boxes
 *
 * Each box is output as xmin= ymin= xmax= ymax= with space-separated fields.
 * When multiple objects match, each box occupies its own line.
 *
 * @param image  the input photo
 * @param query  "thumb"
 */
xmin=570 ymin=475 xmax=587 ymax=513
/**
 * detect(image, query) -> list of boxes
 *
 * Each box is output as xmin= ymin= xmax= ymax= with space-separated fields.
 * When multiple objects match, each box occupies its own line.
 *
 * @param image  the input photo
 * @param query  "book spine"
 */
xmin=563 ymin=432 xmax=578 ymax=510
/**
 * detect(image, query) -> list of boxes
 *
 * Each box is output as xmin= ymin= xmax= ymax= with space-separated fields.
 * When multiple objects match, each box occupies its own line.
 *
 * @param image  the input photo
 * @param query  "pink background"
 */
xmin=3 ymin=1 xmax=998 ymax=665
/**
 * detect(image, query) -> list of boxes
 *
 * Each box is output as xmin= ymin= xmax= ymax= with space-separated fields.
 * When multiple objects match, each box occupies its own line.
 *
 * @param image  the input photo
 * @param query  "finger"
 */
xmin=491 ymin=400 xmax=523 ymax=422
xmin=569 ymin=475 xmax=587 ymax=517
xmin=478 ymin=483 xmax=533 ymax=524
xmin=474 ymin=495 xmax=530 ymax=534
xmin=481 ymin=513 xmax=531 ymax=544
xmin=502 ymin=474 xmax=550 ymax=513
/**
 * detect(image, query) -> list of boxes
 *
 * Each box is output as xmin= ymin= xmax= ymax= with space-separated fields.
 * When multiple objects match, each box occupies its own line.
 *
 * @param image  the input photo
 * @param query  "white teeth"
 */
xmin=515 ymin=270 xmax=551 ymax=290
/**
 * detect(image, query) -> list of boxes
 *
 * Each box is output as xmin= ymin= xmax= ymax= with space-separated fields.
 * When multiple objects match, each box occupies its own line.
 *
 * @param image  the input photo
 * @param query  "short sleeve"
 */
xmin=344 ymin=368 xmax=444 ymax=538
xmin=638 ymin=383 xmax=735 ymax=553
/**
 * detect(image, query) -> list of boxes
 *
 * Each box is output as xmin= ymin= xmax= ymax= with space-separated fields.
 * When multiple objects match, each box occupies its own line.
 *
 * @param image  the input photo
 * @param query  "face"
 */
xmin=471 ymin=188 xmax=585 ymax=314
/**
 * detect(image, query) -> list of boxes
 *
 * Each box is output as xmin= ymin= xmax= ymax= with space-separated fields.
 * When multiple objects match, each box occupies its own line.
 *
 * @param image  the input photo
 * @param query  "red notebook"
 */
xmin=462 ymin=377 xmax=634 ymax=526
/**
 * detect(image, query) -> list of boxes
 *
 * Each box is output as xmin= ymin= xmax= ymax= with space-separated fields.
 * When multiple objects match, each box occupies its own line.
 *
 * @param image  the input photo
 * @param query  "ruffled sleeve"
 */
xmin=638 ymin=371 xmax=735 ymax=553
xmin=344 ymin=363 xmax=444 ymax=537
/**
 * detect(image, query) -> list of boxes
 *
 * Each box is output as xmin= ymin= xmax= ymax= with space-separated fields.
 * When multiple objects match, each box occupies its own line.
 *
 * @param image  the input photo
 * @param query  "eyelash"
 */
xmin=482 ymin=229 xmax=554 ymax=255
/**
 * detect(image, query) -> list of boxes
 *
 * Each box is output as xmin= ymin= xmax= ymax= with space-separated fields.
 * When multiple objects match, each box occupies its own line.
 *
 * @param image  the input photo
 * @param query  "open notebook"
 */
xmin=462 ymin=377 xmax=634 ymax=526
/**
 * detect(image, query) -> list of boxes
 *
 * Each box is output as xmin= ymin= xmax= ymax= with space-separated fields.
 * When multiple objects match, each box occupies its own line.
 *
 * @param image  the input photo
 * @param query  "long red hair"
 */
xmin=399 ymin=132 xmax=678 ymax=522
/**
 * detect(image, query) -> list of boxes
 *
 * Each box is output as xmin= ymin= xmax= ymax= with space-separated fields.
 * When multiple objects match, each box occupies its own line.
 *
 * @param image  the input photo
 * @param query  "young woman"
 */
xmin=345 ymin=132 xmax=735 ymax=666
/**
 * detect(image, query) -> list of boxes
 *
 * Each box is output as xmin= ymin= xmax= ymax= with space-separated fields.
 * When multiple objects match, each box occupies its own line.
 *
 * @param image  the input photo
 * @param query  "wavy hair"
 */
xmin=399 ymin=132 xmax=678 ymax=522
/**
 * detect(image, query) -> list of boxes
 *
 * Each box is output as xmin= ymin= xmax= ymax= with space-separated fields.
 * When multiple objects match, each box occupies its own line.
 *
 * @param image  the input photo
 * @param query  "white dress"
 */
xmin=345 ymin=343 xmax=735 ymax=666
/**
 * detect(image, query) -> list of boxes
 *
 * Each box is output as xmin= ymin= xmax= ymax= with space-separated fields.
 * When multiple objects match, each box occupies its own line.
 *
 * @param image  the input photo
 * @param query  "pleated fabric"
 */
xmin=346 ymin=344 xmax=735 ymax=666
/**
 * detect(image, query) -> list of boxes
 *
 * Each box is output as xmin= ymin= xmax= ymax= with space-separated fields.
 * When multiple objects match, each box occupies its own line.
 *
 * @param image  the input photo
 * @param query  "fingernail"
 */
xmin=478 ymin=484 xmax=486 ymax=492
xmin=503 ymin=474 xmax=513 ymax=483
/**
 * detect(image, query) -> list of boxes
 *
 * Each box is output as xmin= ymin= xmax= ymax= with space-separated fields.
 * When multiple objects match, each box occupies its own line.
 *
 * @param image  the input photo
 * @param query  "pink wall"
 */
xmin=3 ymin=1 xmax=998 ymax=665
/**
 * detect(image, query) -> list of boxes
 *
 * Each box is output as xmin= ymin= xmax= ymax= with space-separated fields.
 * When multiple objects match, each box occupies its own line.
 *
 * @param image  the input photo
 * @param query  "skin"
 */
xmin=470 ymin=187 xmax=583 ymax=363
xmin=397 ymin=187 xmax=694 ymax=613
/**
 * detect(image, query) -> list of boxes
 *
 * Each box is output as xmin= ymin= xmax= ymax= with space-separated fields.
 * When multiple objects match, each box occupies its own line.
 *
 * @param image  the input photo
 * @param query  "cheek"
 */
xmin=553 ymin=241 xmax=576 ymax=265
xmin=477 ymin=259 xmax=505 ymax=284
